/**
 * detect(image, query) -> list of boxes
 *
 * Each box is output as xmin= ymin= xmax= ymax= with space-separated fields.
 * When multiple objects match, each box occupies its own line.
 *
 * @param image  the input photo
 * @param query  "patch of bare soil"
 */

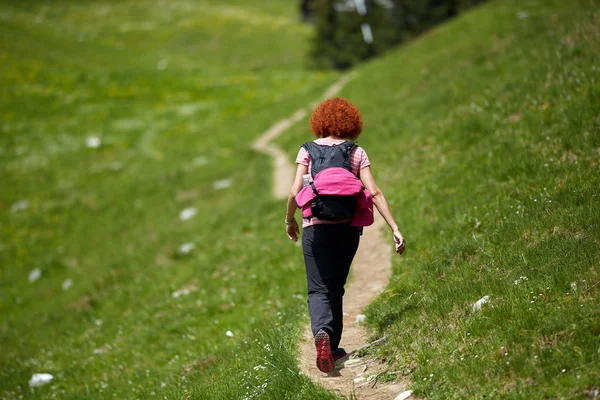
xmin=253 ymin=74 xmax=411 ymax=399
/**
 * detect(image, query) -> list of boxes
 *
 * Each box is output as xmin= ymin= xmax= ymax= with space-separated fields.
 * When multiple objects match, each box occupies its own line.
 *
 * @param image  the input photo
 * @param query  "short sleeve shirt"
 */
xmin=295 ymin=138 xmax=371 ymax=228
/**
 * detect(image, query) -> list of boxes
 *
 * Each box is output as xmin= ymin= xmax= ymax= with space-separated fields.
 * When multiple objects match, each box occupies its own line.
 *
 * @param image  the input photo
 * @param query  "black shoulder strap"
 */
xmin=340 ymin=141 xmax=356 ymax=155
xmin=302 ymin=142 xmax=322 ymax=178
xmin=302 ymin=141 xmax=319 ymax=155
xmin=337 ymin=141 xmax=356 ymax=173
xmin=302 ymin=141 xmax=356 ymax=178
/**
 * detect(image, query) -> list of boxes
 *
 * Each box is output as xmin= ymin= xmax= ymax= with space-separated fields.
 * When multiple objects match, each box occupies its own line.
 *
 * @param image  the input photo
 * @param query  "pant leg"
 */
xmin=302 ymin=225 xmax=335 ymax=336
xmin=329 ymin=225 xmax=360 ymax=350
xmin=302 ymin=224 xmax=360 ymax=345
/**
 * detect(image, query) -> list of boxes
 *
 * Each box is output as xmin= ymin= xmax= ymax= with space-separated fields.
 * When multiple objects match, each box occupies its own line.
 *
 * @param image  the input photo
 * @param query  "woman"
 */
xmin=285 ymin=98 xmax=405 ymax=373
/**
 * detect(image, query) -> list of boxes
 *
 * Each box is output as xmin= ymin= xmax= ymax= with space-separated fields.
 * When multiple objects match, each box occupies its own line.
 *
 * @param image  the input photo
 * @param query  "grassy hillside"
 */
xmin=0 ymin=1 xmax=340 ymax=399
xmin=3 ymin=0 xmax=599 ymax=399
xmin=278 ymin=0 xmax=599 ymax=397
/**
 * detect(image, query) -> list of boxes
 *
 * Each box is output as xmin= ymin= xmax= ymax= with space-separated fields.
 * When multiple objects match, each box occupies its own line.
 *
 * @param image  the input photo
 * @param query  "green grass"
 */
xmin=277 ymin=0 xmax=600 ymax=398
xmin=1 ymin=1 xmax=340 ymax=399
xmin=3 ymin=0 xmax=599 ymax=399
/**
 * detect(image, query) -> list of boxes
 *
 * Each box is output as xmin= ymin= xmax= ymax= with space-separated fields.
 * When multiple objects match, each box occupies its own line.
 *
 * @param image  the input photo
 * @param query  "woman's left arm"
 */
xmin=285 ymin=164 xmax=308 ymax=242
xmin=360 ymin=166 xmax=406 ymax=254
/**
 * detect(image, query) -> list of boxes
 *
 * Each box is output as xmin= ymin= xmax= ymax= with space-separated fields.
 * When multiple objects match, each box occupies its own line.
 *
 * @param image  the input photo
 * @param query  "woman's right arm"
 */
xmin=285 ymin=164 xmax=308 ymax=242
xmin=360 ymin=166 xmax=406 ymax=254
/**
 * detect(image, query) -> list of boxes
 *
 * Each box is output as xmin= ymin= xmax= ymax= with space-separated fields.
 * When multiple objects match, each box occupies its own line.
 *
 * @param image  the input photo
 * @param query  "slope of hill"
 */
xmin=3 ymin=0 xmax=599 ymax=398
xmin=0 ymin=1 xmax=339 ymax=399
xmin=277 ymin=0 xmax=599 ymax=398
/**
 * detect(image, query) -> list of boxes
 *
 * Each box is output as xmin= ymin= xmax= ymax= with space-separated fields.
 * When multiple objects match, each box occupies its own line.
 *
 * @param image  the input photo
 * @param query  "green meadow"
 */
xmin=1 ymin=1 xmax=339 ymax=399
xmin=2 ymin=0 xmax=599 ymax=399
xmin=279 ymin=0 xmax=600 ymax=398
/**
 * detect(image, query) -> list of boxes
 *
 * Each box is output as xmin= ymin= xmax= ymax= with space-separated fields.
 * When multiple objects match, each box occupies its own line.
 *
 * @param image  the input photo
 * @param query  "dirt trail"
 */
xmin=252 ymin=73 xmax=358 ymax=200
xmin=253 ymin=74 xmax=411 ymax=399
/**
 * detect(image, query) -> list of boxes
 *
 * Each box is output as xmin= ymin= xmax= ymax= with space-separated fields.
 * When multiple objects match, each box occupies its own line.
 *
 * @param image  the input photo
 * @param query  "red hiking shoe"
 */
xmin=314 ymin=329 xmax=335 ymax=373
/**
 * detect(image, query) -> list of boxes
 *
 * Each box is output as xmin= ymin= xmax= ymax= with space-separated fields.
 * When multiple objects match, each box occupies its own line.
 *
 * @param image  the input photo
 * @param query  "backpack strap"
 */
xmin=310 ymin=182 xmax=319 ymax=195
xmin=302 ymin=141 xmax=356 ymax=178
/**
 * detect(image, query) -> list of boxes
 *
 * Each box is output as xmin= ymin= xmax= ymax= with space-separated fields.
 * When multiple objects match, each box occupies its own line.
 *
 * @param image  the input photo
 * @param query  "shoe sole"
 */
xmin=315 ymin=331 xmax=335 ymax=373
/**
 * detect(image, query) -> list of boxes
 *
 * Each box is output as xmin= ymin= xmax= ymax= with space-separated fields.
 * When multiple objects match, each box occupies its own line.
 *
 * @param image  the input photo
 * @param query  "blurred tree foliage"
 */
xmin=309 ymin=0 xmax=487 ymax=69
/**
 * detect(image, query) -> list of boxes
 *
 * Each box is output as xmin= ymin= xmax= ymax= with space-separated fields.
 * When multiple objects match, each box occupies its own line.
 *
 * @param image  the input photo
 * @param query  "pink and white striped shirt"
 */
xmin=295 ymin=138 xmax=371 ymax=228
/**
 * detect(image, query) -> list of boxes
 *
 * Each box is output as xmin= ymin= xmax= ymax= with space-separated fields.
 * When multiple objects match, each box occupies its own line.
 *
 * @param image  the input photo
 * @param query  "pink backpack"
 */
xmin=295 ymin=142 xmax=374 ymax=227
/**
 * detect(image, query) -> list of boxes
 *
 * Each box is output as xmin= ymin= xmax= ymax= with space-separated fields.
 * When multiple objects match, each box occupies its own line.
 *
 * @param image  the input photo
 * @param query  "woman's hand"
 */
xmin=286 ymin=219 xmax=300 ymax=242
xmin=393 ymin=229 xmax=405 ymax=254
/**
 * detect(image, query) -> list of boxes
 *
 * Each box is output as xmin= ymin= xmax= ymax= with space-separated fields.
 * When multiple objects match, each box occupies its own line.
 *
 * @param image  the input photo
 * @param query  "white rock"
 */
xmin=472 ymin=295 xmax=490 ymax=312
xmin=61 ymin=279 xmax=73 ymax=291
xmin=213 ymin=179 xmax=232 ymax=190
xmin=516 ymin=11 xmax=529 ymax=19
xmin=342 ymin=358 xmax=365 ymax=368
xmin=93 ymin=344 xmax=111 ymax=355
xmin=86 ymin=136 xmax=101 ymax=148
xmin=355 ymin=314 xmax=366 ymax=324
xmin=156 ymin=59 xmax=168 ymax=70
xmin=172 ymin=288 xmax=190 ymax=298
xmin=29 ymin=373 xmax=54 ymax=388
xmin=113 ymin=119 xmax=144 ymax=131
xmin=353 ymin=376 xmax=365 ymax=383
xmin=394 ymin=390 xmax=413 ymax=400
xmin=192 ymin=156 xmax=208 ymax=166
xmin=225 ymin=330 xmax=234 ymax=337
xmin=570 ymin=282 xmax=577 ymax=292
xmin=178 ymin=242 xmax=195 ymax=254
xmin=28 ymin=268 xmax=42 ymax=283
xmin=11 ymin=200 xmax=29 ymax=213
xmin=172 ymin=284 xmax=198 ymax=298
xmin=179 ymin=207 xmax=197 ymax=221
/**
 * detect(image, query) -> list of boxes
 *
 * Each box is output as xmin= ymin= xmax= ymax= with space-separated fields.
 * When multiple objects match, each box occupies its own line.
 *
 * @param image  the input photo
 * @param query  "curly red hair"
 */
xmin=309 ymin=98 xmax=363 ymax=139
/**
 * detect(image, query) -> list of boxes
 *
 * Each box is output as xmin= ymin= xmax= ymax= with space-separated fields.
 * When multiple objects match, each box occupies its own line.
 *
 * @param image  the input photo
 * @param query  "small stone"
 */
xmin=11 ymin=200 xmax=29 ymax=213
xmin=28 ymin=269 xmax=42 ymax=283
xmin=472 ymin=295 xmax=489 ymax=312
xmin=394 ymin=390 xmax=413 ymax=400
xmin=178 ymin=243 xmax=195 ymax=254
xmin=172 ymin=284 xmax=199 ymax=298
xmin=179 ymin=207 xmax=197 ymax=221
xmin=61 ymin=279 xmax=73 ymax=291
xmin=213 ymin=179 xmax=232 ymax=190
xmin=86 ymin=136 xmax=101 ymax=148
xmin=29 ymin=373 xmax=54 ymax=388
xmin=193 ymin=156 xmax=208 ymax=166
xmin=156 ymin=59 xmax=168 ymax=70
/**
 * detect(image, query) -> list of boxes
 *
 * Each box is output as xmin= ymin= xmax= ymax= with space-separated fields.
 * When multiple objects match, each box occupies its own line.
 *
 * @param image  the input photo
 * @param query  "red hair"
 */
xmin=309 ymin=98 xmax=363 ymax=139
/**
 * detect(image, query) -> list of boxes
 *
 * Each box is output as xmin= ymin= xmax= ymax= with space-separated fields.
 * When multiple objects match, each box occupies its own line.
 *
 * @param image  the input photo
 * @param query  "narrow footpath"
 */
xmin=253 ymin=74 xmax=411 ymax=400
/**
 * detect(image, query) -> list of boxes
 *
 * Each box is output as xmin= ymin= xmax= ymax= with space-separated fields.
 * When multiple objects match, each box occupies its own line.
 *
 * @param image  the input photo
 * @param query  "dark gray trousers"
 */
xmin=302 ymin=223 xmax=360 ymax=350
